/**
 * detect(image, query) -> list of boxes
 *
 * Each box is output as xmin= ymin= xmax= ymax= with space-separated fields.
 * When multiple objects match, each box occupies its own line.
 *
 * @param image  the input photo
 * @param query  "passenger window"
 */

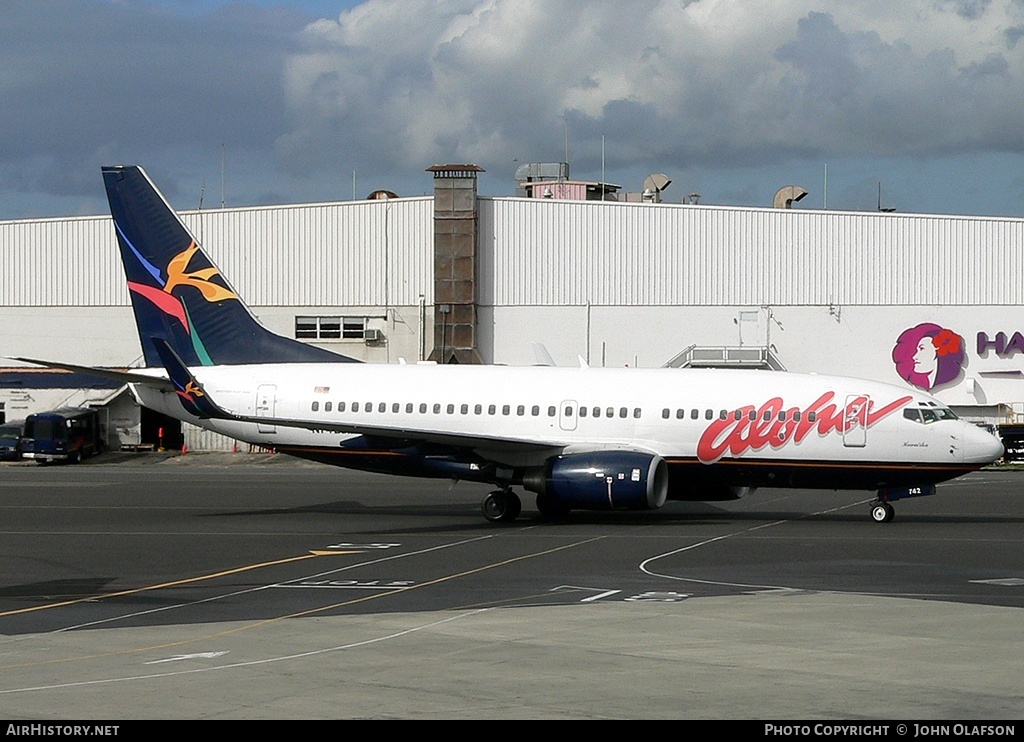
xmin=420 ymin=403 xmax=427 ymax=413
xmin=532 ymin=405 xmax=541 ymax=416
xmin=447 ymin=404 xmax=455 ymax=414
xmin=719 ymin=410 xmax=727 ymax=420
xmin=461 ymin=404 xmax=469 ymax=414
xmin=392 ymin=403 xmax=400 ymax=413
xmin=808 ymin=412 xmax=817 ymax=422
xmin=606 ymin=407 xmax=615 ymax=418
xmin=406 ymin=403 xmax=413 ymax=413
xmin=325 ymin=402 xmax=332 ymax=412
xmin=662 ymin=408 xmax=670 ymax=419
xmin=593 ymin=407 xmax=601 ymax=417
xmin=705 ymin=409 xmax=713 ymax=420
xmin=633 ymin=408 xmax=641 ymax=419
xmin=352 ymin=402 xmax=360 ymax=412
xmin=312 ymin=401 xmax=319 ymax=412
xmin=474 ymin=404 xmax=482 ymax=415
xmin=580 ymin=407 xmax=588 ymax=418
xmin=734 ymin=410 xmax=742 ymax=421
xmin=433 ymin=403 xmax=441 ymax=414
xmin=564 ymin=406 xmax=573 ymax=417
xmin=488 ymin=404 xmax=496 ymax=415
xmin=379 ymin=403 xmax=386 ymax=413
xmin=676 ymin=409 xmax=685 ymax=419
xmin=619 ymin=407 xmax=627 ymax=418
xmin=517 ymin=405 xmax=525 ymax=416
xmin=690 ymin=409 xmax=698 ymax=420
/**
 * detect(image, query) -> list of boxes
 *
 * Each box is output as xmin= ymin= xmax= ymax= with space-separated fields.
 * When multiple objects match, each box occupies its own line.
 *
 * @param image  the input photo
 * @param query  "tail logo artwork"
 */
xmin=117 ymin=222 xmax=238 ymax=365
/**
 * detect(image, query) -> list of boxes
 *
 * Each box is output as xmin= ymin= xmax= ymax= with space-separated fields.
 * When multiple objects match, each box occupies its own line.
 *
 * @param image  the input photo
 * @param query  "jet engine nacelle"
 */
xmin=523 ymin=451 xmax=669 ymax=511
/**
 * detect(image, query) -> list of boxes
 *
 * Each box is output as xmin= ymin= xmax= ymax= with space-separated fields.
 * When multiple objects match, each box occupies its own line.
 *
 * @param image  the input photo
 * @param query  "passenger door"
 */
xmin=842 ymin=394 xmax=869 ymax=448
xmin=255 ymin=384 xmax=277 ymax=434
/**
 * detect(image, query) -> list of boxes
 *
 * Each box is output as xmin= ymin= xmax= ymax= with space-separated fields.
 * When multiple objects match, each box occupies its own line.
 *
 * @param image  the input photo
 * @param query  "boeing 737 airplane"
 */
xmin=18 ymin=166 xmax=1005 ymax=523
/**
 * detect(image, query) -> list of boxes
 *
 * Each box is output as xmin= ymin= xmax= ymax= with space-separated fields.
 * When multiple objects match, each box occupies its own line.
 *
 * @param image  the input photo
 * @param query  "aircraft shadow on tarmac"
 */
xmin=187 ymin=498 xmax=1024 ymax=529
xmin=0 ymin=577 xmax=116 ymax=601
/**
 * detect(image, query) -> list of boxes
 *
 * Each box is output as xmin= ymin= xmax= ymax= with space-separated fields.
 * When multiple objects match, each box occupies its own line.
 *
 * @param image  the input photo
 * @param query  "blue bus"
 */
xmin=21 ymin=407 xmax=101 ymax=464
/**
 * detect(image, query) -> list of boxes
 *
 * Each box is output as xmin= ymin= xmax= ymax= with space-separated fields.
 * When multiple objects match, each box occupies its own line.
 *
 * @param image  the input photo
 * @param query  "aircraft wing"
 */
xmin=230 ymin=410 xmax=566 ymax=453
xmin=11 ymin=356 xmax=175 ymax=392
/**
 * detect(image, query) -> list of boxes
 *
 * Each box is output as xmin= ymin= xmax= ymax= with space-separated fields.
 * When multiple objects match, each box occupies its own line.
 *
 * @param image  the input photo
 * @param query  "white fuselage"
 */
xmin=131 ymin=362 xmax=1003 ymax=495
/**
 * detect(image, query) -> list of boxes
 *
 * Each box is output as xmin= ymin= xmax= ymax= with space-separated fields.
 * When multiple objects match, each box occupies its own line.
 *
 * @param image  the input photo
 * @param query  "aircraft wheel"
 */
xmin=871 ymin=502 xmax=895 ymax=523
xmin=482 ymin=490 xmax=521 ymax=523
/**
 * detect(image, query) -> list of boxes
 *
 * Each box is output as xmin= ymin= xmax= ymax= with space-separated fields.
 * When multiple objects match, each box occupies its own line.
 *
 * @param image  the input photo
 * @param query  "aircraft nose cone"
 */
xmin=962 ymin=422 xmax=1004 ymax=464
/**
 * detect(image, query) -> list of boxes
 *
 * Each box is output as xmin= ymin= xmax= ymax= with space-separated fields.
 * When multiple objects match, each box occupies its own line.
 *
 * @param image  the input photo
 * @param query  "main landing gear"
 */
xmin=482 ymin=488 xmax=521 ymax=523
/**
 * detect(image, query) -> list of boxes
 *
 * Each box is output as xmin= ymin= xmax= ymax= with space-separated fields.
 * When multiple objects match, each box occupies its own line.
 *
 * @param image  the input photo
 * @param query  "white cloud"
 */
xmin=278 ymin=0 xmax=1024 ymax=179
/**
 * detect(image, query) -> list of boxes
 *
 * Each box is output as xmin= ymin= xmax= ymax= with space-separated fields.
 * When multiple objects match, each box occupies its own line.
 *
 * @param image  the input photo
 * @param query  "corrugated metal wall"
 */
xmin=179 ymin=198 xmax=434 ymax=307
xmin=478 ymin=198 xmax=1024 ymax=307
xmin=0 ymin=197 xmax=434 ymax=308
xmin=5 ymin=194 xmax=1024 ymax=309
xmin=0 ymin=215 xmax=125 ymax=306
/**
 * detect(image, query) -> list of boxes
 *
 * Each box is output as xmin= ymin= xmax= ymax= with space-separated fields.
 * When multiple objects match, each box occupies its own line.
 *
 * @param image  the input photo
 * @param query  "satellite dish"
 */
xmin=773 ymin=185 xmax=808 ymax=209
xmin=643 ymin=173 xmax=672 ymax=192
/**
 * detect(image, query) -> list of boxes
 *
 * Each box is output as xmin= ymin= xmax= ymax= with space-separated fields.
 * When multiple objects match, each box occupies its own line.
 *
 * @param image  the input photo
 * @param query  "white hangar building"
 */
xmin=2 ymin=164 xmax=1024 ymax=447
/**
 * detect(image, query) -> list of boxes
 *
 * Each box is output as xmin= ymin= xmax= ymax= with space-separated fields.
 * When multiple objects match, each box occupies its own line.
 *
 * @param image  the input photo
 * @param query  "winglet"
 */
xmin=151 ymin=337 xmax=230 ymax=420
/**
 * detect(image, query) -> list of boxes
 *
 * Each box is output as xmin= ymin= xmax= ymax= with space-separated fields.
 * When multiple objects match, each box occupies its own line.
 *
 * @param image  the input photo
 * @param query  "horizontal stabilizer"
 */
xmin=11 ymin=356 xmax=173 ymax=391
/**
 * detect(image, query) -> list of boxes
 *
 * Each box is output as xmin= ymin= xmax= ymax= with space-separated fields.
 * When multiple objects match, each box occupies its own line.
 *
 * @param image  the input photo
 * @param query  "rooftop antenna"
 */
xmin=563 ymin=114 xmax=569 ymax=179
xmin=878 ymin=181 xmax=896 ymax=212
xmin=220 ymin=144 xmax=225 ymax=208
xmin=198 ymin=180 xmax=206 ymax=242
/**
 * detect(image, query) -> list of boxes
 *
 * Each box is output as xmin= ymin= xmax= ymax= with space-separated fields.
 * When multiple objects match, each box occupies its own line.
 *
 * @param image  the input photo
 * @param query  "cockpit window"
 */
xmin=904 ymin=406 xmax=958 ymax=424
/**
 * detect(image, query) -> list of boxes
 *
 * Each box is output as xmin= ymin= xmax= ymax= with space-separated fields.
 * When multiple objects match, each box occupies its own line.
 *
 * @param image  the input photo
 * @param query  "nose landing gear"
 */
xmin=871 ymin=501 xmax=895 ymax=523
xmin=870 ymin=484 xmax=935 ymax=523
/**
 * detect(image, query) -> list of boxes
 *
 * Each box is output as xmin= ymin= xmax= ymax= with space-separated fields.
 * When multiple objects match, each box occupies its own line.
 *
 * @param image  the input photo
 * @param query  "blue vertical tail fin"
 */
xmin=102 ymin=165 xmax=357 ymax=367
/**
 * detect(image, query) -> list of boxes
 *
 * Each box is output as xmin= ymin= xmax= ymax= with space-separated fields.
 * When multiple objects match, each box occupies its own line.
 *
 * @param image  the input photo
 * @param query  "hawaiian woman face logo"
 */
xmin=892 ymin=323 xmax=965 ymax=390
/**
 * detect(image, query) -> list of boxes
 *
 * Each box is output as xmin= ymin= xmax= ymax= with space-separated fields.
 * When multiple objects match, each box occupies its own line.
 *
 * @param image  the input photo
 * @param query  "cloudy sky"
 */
xmin=4 ymin=0 xmax=1024 ymax=219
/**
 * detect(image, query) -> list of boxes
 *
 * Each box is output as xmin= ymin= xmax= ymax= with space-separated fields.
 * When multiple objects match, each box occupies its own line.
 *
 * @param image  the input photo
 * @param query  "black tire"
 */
xmin=482 ymin=490 xmax=521 ymax=523
xmin=871 ymin=502 xmax=894 ymax=523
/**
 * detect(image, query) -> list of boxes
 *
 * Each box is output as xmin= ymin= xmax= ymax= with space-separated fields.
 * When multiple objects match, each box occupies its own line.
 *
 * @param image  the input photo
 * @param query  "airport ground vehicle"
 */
xmin=0 ymin=421 xmax=24 ymax=461
xmin=20 ymin=407 xmax=100 ymax=464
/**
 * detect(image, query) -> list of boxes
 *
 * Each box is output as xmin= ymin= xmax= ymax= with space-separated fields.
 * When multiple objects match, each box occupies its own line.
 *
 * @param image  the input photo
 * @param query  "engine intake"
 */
xmin=523 ymin=451 xmax=669 ymax=511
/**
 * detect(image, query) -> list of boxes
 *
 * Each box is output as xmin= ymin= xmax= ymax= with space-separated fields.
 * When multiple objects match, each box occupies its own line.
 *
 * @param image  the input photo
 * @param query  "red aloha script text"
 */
xmin=697 ymin=392 xmax=913 ymax=464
